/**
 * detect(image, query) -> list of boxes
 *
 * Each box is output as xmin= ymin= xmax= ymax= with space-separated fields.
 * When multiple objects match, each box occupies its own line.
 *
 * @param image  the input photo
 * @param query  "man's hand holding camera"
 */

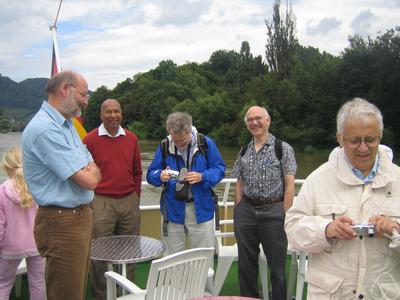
xmin=369 ymin=215 xmax=400 ymax=237
xmin=160 ymin=168 xmax=202 ymax=184
xmin=185 ymin=172 xmax=202 ymax=184
xmin=325 ymin=215 xmax=357 ymax=240
xmin=326 ymin=214 xmax=400 ymax=241
xmin=160 ymin=168 xmax=179 ymax=182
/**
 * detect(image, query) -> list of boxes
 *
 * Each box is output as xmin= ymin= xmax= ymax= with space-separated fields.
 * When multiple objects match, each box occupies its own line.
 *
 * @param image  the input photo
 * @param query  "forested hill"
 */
xmin=0 ymin=75 xmax=47 ymax=109
xmin=83 ymin=27 xmax=400 ymax=152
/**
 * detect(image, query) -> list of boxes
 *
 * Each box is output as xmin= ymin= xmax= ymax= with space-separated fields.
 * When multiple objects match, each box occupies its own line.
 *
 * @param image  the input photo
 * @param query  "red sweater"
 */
xmin=83 ymin=128 xmax=142 ymax=198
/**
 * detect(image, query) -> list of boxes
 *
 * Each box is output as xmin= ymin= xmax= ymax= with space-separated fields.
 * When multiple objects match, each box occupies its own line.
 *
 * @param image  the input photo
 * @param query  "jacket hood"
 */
xmin=1 ymin=179 xmax=21 ymax=204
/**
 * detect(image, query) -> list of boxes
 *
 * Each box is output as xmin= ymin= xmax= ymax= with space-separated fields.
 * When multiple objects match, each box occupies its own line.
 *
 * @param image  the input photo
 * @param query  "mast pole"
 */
xmin=50 ymin=0 xmax=63 ymax=75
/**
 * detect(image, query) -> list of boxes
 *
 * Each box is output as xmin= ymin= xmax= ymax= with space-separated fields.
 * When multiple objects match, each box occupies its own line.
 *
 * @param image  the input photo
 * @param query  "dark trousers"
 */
xmin=90 ymin=193 xmax=141 ymax=300
xmin=34 ymin=204 xmax=93 ymax=300
xmin=234 ymin=199 xmax=288 ymax=300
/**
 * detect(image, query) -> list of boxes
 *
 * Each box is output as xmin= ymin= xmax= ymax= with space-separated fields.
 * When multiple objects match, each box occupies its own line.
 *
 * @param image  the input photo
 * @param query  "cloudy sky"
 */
xmin=0 ymin=0 xmax=398 ymax=90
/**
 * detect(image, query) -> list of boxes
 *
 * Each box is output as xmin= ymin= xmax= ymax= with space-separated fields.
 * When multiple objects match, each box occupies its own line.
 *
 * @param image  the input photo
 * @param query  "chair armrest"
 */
xmin=215 ymin=232 xmax=235 ymax=238
xmin=208 ymin=268 xmax=214 ymax=278
xmin=105 ymin=271 xmax=147 ymax=296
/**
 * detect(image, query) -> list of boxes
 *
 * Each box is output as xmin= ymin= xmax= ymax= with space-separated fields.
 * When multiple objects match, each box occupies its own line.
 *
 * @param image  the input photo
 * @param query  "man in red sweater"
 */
xmin=83 ymin=99 xmax=142 ymax=300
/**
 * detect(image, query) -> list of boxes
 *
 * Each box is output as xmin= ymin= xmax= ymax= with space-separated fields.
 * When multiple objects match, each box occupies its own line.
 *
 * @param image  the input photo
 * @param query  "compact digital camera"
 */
xmin=166 ymin=169 xmax=179 ymax=179
xmin=350 ymin=224 xmax=375 ymax=237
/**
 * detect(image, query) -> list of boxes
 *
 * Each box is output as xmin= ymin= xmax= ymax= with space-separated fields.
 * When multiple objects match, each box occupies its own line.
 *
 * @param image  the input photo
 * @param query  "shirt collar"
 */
xmin=350 ymin=153 xmax=380 ymax=184
xmin=41 ymin=100 xmax=71 ymax=128
xmin=98 ymin=123 xmax=125 ymax=137
xmin=250 ymin=133 xmax=275 ymax=150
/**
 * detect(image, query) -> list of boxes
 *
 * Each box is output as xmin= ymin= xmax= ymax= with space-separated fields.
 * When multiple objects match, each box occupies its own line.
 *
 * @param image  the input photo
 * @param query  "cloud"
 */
xmin=351 ymin=9 xmax=376 ymax=36
xmin=306 ymin=17 xmax=342 ymax=36
xmin=0 ymin=0 xmax=399 ymax=89
xmin=151 ymin=0 xmax=213 ymax=26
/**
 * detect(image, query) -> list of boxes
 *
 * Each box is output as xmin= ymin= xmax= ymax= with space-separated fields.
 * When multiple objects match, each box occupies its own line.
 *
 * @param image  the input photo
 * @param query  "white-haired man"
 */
xmin=285 ymin=98 xmax=400 ymax=300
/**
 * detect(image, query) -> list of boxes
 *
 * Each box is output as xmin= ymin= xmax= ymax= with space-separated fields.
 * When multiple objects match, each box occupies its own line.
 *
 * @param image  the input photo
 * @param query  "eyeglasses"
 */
xmin=342 ymin=136 xmax=381 ymax=149
xmin=245 ymin=116 xmax=266 ymax=124
xmin=172 ymin=133 xmax=191 ymax=146
xmin=70 ymin=85 xmax=90 ymax=100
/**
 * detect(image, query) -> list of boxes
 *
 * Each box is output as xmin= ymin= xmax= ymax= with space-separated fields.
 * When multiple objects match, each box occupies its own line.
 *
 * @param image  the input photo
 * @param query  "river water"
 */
xmin=0 ymin=132 xmax=333 ymax=204
xmin=0 ymin=132 xmax=331 ymax=180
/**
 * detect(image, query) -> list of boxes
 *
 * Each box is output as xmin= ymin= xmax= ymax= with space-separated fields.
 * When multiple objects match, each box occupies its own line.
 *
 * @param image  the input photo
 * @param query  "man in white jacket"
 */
xmin=285 ymin=98 xmax=400 ymax=300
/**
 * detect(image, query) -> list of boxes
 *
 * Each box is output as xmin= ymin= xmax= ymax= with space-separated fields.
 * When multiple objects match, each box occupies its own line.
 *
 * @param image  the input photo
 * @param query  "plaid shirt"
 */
xmin=231 ymin=134 xmax=297 ymax=199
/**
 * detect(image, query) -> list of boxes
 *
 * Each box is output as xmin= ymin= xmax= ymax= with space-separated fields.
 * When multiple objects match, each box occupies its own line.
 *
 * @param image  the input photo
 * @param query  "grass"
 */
xmin=10 ymin=257 xmax=306 ymax=299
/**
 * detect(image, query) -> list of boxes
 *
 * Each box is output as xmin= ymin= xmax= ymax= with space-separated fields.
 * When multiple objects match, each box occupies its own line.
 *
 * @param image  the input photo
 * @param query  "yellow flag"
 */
xmin=72 ymin=117 xmax=87 ymax=139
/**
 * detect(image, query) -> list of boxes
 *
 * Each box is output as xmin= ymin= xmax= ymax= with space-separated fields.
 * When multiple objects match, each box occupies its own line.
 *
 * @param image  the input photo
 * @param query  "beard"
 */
xmin=62 ymin=92 xmax=82 ymax=119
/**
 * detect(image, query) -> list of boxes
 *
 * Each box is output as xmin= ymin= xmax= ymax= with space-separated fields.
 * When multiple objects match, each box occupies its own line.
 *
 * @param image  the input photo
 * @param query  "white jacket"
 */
xmin=285 ymin=148 xmax=400 ymax=300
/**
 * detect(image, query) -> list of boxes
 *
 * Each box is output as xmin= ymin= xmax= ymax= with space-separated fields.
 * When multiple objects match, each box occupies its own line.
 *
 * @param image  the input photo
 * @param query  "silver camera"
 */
xmin=166 ymin=169 xmax=179 ymax=179
xmin=350 ymin=224 xmax=375 ymax=237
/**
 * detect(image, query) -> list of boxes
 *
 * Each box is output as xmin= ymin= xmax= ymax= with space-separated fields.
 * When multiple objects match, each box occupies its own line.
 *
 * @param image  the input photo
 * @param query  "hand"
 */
xmin=325 ymin=215 xmax=356 ymax=240
xmin=160 ymin=168 xmax=172 ymax=182
xmin=283 ymin=201 xmax=292 ymax=212
xmin=369 ymin=215 xmax=400 ymax=237
xmin=185 ymin=172 xmax=202 ymax=184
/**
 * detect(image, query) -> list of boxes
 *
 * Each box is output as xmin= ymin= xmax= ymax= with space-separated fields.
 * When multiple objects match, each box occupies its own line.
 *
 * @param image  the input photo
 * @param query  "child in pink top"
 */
xmin=0 ymin=147 xmax=45 ymax=300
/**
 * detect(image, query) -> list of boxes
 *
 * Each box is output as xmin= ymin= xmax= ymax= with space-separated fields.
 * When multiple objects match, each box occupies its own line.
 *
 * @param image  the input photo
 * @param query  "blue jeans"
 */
xmin=234 ymin=199 xmax=287 ymax=300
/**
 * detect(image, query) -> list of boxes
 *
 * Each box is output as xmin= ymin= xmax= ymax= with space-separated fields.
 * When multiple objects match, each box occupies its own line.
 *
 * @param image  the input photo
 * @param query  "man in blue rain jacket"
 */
xmin=147 ymin=112 xmax=226 ymax=255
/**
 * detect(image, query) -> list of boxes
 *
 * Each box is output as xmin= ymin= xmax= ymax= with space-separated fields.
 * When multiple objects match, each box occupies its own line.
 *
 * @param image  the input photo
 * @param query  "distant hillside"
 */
xmin=0 ymin=74 xmax=47 ymax=109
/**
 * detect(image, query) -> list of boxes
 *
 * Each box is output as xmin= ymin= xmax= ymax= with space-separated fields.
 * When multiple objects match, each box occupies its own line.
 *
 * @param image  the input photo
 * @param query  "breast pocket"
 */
xmin=315 ymin=204 xmax=347 ymax=219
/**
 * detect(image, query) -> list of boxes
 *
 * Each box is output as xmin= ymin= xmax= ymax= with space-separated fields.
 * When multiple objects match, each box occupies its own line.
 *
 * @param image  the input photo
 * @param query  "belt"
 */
xmin=242 ymin=194 xmax=283 ymax=206
xmin=186 ymin=198 xmax=194 ymax=203
xmin=39 ymin=203 xmax=91 ymax=210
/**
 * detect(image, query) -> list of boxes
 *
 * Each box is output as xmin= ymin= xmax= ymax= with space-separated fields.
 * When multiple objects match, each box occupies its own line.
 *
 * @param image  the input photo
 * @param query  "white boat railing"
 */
xmin=139 ymin=178 xmax=305 ymax=211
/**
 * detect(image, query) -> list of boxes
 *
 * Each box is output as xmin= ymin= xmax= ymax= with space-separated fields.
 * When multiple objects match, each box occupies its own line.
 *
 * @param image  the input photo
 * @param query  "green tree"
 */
xmin=83 ymin=86 xmax=112 ymax=131
xmin=0 ymin=118 xmax=12 ymax=132
xmin=265 ymin=0 xmax=298 ymax=78
xmin=339 ymin=27 xmax=400 ymax=149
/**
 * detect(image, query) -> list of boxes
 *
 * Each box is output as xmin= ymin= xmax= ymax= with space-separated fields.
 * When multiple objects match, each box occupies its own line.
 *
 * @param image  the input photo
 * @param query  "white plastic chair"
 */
xmin=295 ymin=251 xmax=307 ymax=300
xmin=15 ymin=258 xmax=27 ymax=297
xmin=105 ymin=247 xmax=214 ymax=300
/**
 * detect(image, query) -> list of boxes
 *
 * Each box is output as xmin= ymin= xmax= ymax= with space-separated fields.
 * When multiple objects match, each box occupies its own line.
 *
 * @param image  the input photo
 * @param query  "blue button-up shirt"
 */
xmin=22 ymin=101 xmax=94 ymax=207
xmin=351 ymin=153 xmax=380 ymax=184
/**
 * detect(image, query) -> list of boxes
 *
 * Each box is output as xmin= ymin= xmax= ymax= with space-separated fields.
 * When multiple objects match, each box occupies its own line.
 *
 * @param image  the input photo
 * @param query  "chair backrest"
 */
xmin=145 ymin=247 xmax=214 ymax=300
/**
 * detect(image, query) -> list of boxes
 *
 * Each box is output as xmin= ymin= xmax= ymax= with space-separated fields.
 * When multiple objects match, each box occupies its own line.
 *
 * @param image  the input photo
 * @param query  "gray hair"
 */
xmin=166 ymin=112 xmax=192 ymax=134
xmin=244 ymin=106 xmax=270 ymax=122
xmin=336 ymin=98 xmax=383 ymax=134
xmin=45 ymin=70 xmax=78 ymax=97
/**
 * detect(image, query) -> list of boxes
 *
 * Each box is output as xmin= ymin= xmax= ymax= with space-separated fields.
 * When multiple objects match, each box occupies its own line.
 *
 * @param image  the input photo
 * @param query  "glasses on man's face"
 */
xmin=342 ymin=136 xmax=381 ymax=149
xmin=245 ymin=115 xmax=266 ymax=124
xmin=172 ymin=133 xmax=191 ymax=147
xmin=70 ymin=85 xmax=90 ymax=100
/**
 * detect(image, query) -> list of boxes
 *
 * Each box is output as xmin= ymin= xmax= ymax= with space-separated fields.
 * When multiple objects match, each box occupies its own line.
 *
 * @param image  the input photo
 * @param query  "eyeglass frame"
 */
xmin=69 ymin=84 xmax=90 ymax=100
xmin=341 ymin=136 xmax=381 ymax=149
xmin=245 ymin=115 xmax=267 ymax=124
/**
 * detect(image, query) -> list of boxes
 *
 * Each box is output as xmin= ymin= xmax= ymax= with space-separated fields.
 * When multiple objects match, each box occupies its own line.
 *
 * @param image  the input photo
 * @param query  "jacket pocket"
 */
xmin=306 ymin=269 xmax=344 ymax=299
xmin=315 ymin=204 xmax=347 ymax=218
